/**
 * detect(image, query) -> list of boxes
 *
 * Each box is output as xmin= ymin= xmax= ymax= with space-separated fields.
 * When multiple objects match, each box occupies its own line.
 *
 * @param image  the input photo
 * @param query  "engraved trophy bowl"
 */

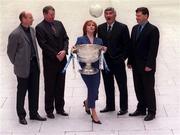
xmin=76 ymin=44 xmax=102 ymax=75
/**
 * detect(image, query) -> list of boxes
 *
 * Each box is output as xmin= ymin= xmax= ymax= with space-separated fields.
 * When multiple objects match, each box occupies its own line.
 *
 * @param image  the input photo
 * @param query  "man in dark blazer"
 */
xmin=128 ymin=7 xmax=160 ymax=121
xmin=7 ymin=11 xmax=46 ymax=125
xmin=36 ymin=6 xmax=69 ymax=119
xmin=98 ymin=7 xmax=130 ymax=115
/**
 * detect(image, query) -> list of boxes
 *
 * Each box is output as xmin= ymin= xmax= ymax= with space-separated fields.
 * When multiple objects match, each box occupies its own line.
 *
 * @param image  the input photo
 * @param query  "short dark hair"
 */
xmin=104 ymin=7 xmax=116 ymax=13
xmin=19 ymin=11 xmax=26 ymax=21
xmin=43 ymin=5 xmax=55 ymax=14
xmin=136 ymin=7 xmax=149 ymax=17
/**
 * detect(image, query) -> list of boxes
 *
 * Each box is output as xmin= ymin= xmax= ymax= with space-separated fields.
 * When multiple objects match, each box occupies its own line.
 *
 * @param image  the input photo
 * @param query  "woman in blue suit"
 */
xmin=73 ymin=20 xmax=106 ymax=124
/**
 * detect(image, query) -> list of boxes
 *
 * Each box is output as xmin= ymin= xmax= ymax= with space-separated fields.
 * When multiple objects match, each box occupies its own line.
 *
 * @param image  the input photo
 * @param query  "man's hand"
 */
xmin=56 ymin=50 xmax=66 ymax=61
xmin=127 ymin=64 xmax=132 ymax=69
xmin=144 ymin=66 xmax=152 ymax=72
xmin=101 ymin=46 xmax=107 ymax=52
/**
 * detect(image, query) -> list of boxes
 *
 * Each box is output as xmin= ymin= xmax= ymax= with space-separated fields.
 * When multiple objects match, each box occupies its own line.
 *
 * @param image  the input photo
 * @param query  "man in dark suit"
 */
xmin=7 ymin=11 xmax=46 ymax=125
xmin=98 ymin=7 xmax=130 ymax=115
xmin=128 ymin=7 xmax=160 ymax=121
xmin=36 ymin=6 xmax=69 ymax=119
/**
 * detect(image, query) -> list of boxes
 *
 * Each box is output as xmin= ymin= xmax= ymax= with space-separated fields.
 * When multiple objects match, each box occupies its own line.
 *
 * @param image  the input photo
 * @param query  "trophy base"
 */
xmin=79 ymin=68 xmax=99 ymax=75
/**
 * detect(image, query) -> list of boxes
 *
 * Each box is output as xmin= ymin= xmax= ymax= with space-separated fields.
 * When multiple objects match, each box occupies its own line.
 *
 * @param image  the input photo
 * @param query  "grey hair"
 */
xmin=104 ymin=7 xmax=116 ymax=14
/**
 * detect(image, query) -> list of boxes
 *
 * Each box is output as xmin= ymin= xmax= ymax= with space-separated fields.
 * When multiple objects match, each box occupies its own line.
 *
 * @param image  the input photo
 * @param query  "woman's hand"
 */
xmin=71 ymin=46 xmax=78 ymax=53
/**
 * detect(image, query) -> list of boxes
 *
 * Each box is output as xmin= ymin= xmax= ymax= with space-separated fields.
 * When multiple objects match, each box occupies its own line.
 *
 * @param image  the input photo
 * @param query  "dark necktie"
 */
xmin=107 ymin=25 xmax=112 ymax=41
xmin=136 ymin=25 xmax=142 ymax=40
xmin=107 ymin=25 xmax=111 ymax=32
xmin=50 ymin=23 xmax=56 ymax=33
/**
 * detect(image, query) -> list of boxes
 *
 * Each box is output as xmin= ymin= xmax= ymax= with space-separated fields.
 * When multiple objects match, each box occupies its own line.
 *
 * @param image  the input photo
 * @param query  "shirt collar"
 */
xmin=107 ymin=22 xmax=115 ymax=30
xmin=139 ymin=21 xmax=148 ymax=28
xmin=44 ymin=19 xmax=55 ymax=26
xmin=20 ymin=24 xmax=30 ymax=32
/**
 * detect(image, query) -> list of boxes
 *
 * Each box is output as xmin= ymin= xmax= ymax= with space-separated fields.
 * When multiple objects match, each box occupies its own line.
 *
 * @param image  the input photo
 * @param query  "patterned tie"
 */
xmin=50 ymin=23 xmax=56 ymax=34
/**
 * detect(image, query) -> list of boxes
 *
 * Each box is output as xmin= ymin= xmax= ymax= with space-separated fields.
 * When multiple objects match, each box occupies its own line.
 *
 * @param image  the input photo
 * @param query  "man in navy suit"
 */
xmin=36 ymin=6 xmax=69 ymax=119
xmin=128 ymin=7 xmax=160 ymax=121
xmin=98 ymin=7 xmax=130 ymax=115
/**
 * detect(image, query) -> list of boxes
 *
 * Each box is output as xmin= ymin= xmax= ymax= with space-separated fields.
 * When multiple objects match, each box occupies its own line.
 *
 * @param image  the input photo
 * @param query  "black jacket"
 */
xmin=98 ymin=21 xmax=130 ymax=60
xmin=36 ymin=20 xmax=69 ymax=60
xmin=128 ymin=22 xmax=160 ymax=71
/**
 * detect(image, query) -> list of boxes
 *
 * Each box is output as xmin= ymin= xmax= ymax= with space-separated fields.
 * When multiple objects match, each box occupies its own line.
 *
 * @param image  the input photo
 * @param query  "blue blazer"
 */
xmin=75 ymin=36 xmax=103 ymax=45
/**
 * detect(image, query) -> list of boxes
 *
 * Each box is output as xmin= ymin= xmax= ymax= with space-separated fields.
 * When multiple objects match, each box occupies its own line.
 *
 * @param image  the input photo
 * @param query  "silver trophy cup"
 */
xmin=76 ymin=44 xmax=102 ymax=75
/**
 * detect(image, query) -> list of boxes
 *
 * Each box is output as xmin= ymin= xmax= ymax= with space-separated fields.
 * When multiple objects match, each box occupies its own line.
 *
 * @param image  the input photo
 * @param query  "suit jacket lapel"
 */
xmin=102 ymin=23 xmax=108 ymax=38
xmin=19 ymin=25 xmax=31 ymax=44
xmin=105 ymin=23 xmax=111 ymax=40
xmin=133 ymin=25 xmax=140 ymax=48
xmin=43 ymin=21 xmax=59 ymax=37
xmin=110 ymin=21 xmax=116 ymax=35
xmin=136 ymin=22 xmax=149 ymax=41
xmin=106 ymin=21 xmax=117 ymax=40
xmin=85 ymin=36 xmax=91 ymax=44
xmin=30 ymin=28 xmax=38 ymax=53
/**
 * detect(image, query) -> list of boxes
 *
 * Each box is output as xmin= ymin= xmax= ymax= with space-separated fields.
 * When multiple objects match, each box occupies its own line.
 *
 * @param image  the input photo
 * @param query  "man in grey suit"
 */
xmin=7 ymin=11 xmax=46 ymax=125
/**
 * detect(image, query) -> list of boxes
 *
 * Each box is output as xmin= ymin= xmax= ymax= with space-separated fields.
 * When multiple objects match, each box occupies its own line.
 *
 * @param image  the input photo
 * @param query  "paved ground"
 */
xmin=0 ymin=0 xmax=180 ymax=135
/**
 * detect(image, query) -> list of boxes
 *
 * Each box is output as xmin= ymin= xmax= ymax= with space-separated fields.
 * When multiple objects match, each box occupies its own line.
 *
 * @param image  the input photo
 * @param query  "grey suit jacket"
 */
xmin=7 ymin=25 xmax=40 ymax=78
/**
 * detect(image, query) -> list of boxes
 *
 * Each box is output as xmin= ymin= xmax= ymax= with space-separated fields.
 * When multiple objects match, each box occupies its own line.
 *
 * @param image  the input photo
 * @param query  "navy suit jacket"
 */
xmin=128 ymin=22 xmax=160 ymax=71
xmin=36 ymin=20 xmax=69 ymax=60
xmin=98 ymin=21 xmax=130 ymax=60
xmin=75 ymin=35 xmax=103 ymax=45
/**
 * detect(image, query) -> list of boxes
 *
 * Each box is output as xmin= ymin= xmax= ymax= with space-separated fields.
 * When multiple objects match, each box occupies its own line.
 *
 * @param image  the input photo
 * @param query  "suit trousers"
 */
xmin=102 ymin=57 xmax=128 ymax=111
xmin=132 ymin=61 xmax=156 ymax=115
xmin=43 ymin=58 xmax=66 ymax=114
xmin=16 ymin=57 xmax=40 ymax=118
